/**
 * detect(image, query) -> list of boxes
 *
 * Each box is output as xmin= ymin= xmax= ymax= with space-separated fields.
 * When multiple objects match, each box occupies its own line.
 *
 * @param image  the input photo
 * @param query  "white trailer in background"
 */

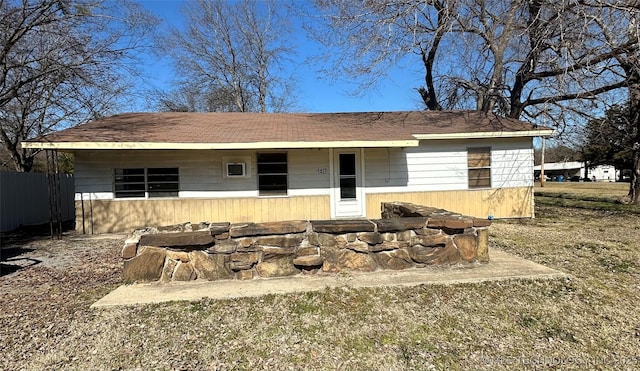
xmin=534 ymin=162 xmax=619 ymax=182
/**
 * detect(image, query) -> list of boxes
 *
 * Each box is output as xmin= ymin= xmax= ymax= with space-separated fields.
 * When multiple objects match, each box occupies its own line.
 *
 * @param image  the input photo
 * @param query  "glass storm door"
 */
xmin=332 ymin=150 xmax=365 ymax=218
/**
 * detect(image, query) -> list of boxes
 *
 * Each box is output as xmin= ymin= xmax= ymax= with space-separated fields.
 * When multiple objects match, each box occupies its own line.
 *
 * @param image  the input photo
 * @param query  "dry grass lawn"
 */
xmin=535 ymin=180 xmax=629 ymax=198
xmin=1 ymin=182 xmax=639 ymax=370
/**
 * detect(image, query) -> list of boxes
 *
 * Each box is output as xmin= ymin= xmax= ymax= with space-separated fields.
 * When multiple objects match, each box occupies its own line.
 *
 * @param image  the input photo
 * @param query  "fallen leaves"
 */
xmin=1 ymin=190 xmax=640 ymax=369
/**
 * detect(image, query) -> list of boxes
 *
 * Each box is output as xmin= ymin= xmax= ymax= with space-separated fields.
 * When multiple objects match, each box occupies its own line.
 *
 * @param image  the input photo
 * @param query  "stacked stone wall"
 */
xmin=121 ymin=202 xmax=491 ymax=282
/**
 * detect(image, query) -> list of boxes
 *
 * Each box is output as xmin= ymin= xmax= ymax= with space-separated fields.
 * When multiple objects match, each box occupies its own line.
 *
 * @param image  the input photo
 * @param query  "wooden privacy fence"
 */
xmin=0 ymin=171 xmax=74 ymax=233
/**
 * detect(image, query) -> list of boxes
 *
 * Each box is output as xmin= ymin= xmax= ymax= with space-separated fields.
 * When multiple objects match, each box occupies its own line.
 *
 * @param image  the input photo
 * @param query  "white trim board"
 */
xmin=22 ymin=140 xmax=420 ymax=150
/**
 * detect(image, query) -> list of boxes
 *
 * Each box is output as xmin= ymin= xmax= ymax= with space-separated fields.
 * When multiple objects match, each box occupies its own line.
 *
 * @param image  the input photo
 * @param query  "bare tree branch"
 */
xmin=0 ymin=0 xmax=158 ymax=171
xmin=157 ymin=0 xmax=295 ymax=113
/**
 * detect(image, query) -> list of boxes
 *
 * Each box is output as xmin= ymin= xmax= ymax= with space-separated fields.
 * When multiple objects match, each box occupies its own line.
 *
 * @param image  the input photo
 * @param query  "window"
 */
xmin=339 ymin=153 xmax=357 ymax=199
xmin=467 ymin=147 xmax=491 ymax=189
xmin=147 ymin=168 xmax=179 ymax=197
xmin=257 ymin=152 xmax=287 ymax=196
xmin=114 ymin=168 xmax=145 ymax=198
xmin=114 ymin=168 xmax=179 ymax=198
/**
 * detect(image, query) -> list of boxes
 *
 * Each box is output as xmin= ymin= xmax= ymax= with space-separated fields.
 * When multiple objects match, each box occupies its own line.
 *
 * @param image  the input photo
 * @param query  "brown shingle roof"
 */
xmin=24 ymin=111 xmax=552 ymax=149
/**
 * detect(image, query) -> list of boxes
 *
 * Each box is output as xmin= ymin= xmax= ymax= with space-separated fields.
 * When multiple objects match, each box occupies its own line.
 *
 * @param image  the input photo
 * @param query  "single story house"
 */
xmin=534 ymin=161 xmax=619 ymax=182
xmin=23 ymin=111 xmax=553 ymax=234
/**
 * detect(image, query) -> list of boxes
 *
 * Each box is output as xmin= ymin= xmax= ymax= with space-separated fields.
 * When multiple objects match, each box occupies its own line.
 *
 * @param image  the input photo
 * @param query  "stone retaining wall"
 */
xmin=121 ymin=202 xmax=491 ymax=282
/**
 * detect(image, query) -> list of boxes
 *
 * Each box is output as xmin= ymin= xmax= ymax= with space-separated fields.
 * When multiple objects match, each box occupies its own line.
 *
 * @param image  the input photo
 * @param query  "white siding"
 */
xmin=74 ymin=149 xmax=331 ymax=200
xmin=491 ymin=139 xmax=534 ymax=188
xmin=364 ymin=145 xmax=466 ymax=193
xmin=364 ymin=138 xmax=533 ymax=194
xmin=288 ymin=148 xmax=330 ymax=193
xmin=74 ymin=138 xmax=533 ymax=201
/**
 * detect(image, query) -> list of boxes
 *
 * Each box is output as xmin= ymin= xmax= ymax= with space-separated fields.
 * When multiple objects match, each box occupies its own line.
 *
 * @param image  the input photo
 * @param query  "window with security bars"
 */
xmin=147 ymin=168 xmax=179 ymax=197
xmin=114 ymin=168 xmax=179 ymax=198
xmin=467 ymin=147 xmax=491 ymax=189
xmin=257 ymin=152 xmax=287 ymax=196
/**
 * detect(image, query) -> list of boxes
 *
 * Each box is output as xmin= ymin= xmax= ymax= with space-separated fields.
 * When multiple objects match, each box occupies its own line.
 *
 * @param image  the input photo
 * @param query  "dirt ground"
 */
xmin=1 ymin=186 xmax=639 ymax=370
xmin=0 ymin=231 xmax=125 ymax=367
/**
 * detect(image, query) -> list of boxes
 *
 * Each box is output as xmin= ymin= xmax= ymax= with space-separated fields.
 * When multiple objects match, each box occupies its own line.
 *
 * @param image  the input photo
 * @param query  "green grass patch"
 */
xmin=290 ymin=293 xmax=323 ymax=315
xmin=542 ymin=323 xmax=578 ymax=343
xmin=566 ymin=242 xmax=609 ymax=252
xmin=597 ymin=256 xmax=637 ymax=273
xmin=518 ymin=314 xmax=539 ymax=328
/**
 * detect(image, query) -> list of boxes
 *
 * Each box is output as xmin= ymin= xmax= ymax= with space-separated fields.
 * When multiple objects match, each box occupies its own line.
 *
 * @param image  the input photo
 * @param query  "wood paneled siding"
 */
xmin=76 ymin=196 xmax=331 ymax=234
xmin=365 ymin=187 xmax=533 ymax=220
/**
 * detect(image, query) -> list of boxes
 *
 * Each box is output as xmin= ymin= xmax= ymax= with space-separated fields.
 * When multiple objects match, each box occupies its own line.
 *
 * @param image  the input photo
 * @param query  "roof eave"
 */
xmin=21 ymin=139 xmax=420 ymax=150
xmin=412 ymin=129 xmax=555 ymax=140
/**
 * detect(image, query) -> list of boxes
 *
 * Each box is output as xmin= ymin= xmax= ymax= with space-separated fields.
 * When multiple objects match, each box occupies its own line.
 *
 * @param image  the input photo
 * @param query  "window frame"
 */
xmin=257 ymin=152 xmax=288 ymax=196
xmin=467 ymin=147 xmax=492 ymax=189
xmin=114 ymin=167 xmax=179 ymax=199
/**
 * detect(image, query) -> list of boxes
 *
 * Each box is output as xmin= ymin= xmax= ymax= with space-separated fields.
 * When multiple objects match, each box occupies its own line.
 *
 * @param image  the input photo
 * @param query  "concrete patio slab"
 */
xmin=91 ymin=249 xmax=567 ymax=308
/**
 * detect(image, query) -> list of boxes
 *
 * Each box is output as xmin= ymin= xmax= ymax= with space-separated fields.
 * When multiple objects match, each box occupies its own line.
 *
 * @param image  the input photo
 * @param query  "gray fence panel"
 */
xmin=0 ymin=172 xmax=75 ymax=232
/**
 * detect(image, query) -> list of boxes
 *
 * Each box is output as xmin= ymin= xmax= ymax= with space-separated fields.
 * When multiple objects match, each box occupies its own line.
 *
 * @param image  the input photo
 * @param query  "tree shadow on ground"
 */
xmin=1 ymin=221 xmax=74 ymax=245
xmin=0 ymin=221 xmax=73 ymax=276
xmin=0 ymin=247 xmax=39 ymax=277
xmin=0 ymin=262 xmax=27 ymax=276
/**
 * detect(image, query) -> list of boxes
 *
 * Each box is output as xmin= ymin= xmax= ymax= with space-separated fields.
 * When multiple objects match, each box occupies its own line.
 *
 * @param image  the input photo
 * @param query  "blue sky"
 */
xmin=135 ymin=0 xmax=425 ymax=113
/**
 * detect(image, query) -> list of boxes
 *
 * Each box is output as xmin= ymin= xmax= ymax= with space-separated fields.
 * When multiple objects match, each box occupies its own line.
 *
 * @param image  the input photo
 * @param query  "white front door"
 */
xmin=332 ymin=149 xmax=365 ymax=218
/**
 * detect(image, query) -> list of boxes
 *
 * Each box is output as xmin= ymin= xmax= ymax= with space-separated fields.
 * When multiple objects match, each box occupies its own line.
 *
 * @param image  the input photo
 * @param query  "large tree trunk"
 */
xmin=8 ymin=148 xmax=34 ymax=172
xmin=0 ymin=129 xmax=34 ymax=172
xmin=631 ymin=145 xmax=640 ymax=204
xmin=627 ymin=71 xmax=640 ymax=204
xmin=418 ymin=0 xmax=446 ymax=111
xmin=584 ymin=163 xmax=589 ymax=181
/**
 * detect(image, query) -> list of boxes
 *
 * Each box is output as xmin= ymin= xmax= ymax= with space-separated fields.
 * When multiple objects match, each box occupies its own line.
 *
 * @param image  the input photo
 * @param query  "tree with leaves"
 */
xmin=157 ymin=0 xmax=295 ymax=113
xmin=0 ymin=0 xmax=157 ymax=172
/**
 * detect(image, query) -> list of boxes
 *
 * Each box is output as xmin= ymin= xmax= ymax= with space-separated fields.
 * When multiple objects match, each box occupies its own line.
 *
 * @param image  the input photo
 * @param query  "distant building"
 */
xmin=534 ymin=161 xmax=618 ymax=182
